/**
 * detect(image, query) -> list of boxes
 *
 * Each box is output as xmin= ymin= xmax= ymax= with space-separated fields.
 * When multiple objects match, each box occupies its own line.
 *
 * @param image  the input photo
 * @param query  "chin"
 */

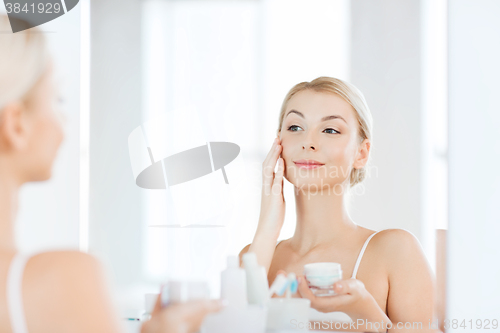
xmin=291 ymin=177 xmax=323 ymax=189
xmin=291 ymin=176 xmax=346 ymax=194
xmin=32 ymin=169 xmax=53 ymax=182
xmin=42 ymin=169 xmax=53 ymax=181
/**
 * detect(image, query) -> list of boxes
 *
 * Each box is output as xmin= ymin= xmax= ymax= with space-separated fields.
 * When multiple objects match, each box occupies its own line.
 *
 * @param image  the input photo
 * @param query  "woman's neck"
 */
xmin=290 ymin=183 xmax=357 ymax=253
xmin=0 ymin=173 xmax=19 ymax=252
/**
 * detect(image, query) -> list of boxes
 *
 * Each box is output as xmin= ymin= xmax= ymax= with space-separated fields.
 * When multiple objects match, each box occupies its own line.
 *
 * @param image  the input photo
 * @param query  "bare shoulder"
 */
xmin=26 ymin=250 xmax=104 ymax=284
xmin=370 ymin=228 xmax=422 ymax=251
xmin=370 ymin=231 xmax=436 ymax=321
xmin=369 ymin=228 xmax=432 ymax=276
xmin=24 ymin=251 xmax=121 ymax=332
xmin=29 ymin=249 xmax=102 ymax=266
xmin=24 ymin=250 xmax=108 ymax=308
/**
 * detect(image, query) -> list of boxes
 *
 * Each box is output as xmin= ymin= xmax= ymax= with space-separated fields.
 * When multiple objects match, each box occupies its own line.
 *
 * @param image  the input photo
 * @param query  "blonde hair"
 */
xmin=0 ymin=15 xmax=50 ymax=111
xmin=277 ymin=76 xmax=373 ymax=187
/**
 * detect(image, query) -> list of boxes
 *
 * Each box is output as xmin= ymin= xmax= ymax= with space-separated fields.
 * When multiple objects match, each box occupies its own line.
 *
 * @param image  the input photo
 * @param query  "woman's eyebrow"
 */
xmin=285 ymin=109 xmax=347 ymax=124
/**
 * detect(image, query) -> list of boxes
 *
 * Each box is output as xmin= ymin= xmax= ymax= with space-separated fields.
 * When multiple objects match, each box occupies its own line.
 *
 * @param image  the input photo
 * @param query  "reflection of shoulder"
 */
xmin=370 ymin=229 xmax=425 ymax=271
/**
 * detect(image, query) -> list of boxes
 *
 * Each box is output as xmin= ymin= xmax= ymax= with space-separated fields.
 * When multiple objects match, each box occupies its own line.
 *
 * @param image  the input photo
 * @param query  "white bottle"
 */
xmin=221 ymin=256 xmax=247 ymax=307
xmin=242 ymin=252 xmax=270 ymax=306
xmin=201 ymin=254 xmax=267 ymax=333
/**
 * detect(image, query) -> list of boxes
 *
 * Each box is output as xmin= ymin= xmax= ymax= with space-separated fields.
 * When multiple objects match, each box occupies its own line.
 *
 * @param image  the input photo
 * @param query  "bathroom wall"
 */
xmin=447 ymin=0 xmax=500 ymax=323
xmin=349 ymin=0 xmax=424 ymax=246
xmin=88 ymin=0 xmax=144 ymax=289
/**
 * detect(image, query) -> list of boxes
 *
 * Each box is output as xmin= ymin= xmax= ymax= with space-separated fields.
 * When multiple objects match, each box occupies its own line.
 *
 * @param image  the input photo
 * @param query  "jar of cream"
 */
xmin=303 ymin=262 xmax=342 ymax=296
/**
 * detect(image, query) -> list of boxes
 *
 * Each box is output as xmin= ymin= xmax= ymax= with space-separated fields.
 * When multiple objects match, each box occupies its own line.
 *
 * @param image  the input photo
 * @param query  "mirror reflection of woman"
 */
xmin=0 ymin=15 xmax=224 ymax=333
xmin=240 ymin=77 xmax=439 ymax=332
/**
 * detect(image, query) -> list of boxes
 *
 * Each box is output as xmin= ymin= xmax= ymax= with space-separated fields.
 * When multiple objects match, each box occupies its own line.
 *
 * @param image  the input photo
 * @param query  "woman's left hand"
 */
xmin=296 ymin=275 xmax=390 ymax=323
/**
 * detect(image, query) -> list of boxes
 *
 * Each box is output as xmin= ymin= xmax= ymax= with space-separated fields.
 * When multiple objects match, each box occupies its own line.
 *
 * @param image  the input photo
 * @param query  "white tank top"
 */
xmin=6 ymin=252 xmax=31 ymax=333
xmin=275 ymin=231 xmax=380 ymax=322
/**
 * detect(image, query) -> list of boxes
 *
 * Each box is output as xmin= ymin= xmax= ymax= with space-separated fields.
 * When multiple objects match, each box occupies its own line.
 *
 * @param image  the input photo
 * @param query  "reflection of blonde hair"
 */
xmin=277 ymin=76 xmax=373 ymax=187
xmin=0 ymin=15 xmax=50 ymax=111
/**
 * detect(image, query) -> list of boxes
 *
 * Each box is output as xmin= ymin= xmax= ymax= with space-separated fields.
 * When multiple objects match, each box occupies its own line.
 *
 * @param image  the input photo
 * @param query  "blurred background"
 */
xmin=2 ymin=0 xmax=500 ymax=330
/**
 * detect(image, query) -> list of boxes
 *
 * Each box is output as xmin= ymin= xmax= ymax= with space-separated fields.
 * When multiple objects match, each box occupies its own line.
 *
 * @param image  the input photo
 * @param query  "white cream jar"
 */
xmin=303 ymin=262 xmax=342 ymax=296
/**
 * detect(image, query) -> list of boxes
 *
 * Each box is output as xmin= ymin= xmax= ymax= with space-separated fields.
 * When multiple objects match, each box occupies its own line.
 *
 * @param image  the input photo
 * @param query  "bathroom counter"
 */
xmin=266 ymin=330 xmax=369 ymax=333
xmin=123 ymin=321 xmax=373 ymax=333
xmin=124 ymin=320 xmax=375 ymax=333
xmin=123 ymin=318 xmax=374 ymax=333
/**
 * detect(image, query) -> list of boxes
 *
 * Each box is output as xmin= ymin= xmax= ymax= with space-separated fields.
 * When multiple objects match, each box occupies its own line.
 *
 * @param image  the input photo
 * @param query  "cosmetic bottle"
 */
xmin=267 ymin=273 xmax=310 ymax=331
xmin=221 ymin=255 xmax=247 ymax=307
xmin=201 ymin=254 xmax=267 ymax=333
xmin=242 ymin=252 xmax=270 ymax=306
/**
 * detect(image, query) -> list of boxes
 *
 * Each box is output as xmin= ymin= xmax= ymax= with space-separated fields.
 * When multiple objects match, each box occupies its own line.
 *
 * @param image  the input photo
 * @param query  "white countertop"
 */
xmin=123 ymin=320 xmax=359 ymax=333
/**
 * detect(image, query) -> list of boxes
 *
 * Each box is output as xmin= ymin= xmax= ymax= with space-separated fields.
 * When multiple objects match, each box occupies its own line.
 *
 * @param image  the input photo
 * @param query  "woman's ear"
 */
xmin=353 ymin=138 xmax=371 ymax=169
xmin=0 ymin=102 xmax=31 ymax=152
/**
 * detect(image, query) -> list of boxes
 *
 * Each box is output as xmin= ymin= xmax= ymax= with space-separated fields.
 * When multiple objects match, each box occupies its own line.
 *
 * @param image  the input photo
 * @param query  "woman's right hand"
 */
xmin=257 ymin=136 xmax=286 ymax=238
xmin=141 ymin=295 xmax=226 ymax=333
xmin=241 ymin=136 xmax=286 ymax=273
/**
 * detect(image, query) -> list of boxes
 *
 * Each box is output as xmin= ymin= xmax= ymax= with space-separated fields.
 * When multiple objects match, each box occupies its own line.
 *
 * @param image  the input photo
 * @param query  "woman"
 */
xmin=240 ymin=77 xmax=438 ymax=332
xmin=0 ymin=15 xmax=224 ymax=333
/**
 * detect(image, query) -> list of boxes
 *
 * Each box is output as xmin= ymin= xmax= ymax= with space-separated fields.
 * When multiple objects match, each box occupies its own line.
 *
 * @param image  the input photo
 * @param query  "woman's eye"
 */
xmin=287 ymin=125 xmax=340 ymax=134
xmin=324 ymin=128 xmax=340 ymax=134
xmin=287 ymin=125 xmax=302 ymax=132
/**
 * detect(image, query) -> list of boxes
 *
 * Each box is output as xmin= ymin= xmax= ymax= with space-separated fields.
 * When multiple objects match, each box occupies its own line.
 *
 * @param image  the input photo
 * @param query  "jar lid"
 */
xmin=303 ymin=262 xmax=342 ymax=275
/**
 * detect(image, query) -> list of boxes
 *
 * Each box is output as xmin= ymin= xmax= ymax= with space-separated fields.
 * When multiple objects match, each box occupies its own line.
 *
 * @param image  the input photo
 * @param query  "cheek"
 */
xmin=33 ymin=115 xmax=63 ymax=157
xmin=48 ymin=115 xmax=64 ymax=153
xmin=320 ymin=143 xmax=358 ymax=180
xmin=329 ymin=145 xmax=350 ymax=164
xmin=280 ymin=139 xmax=293 ymax=177
xmin=280 ymin=138 xmax=295 ymax=166
xmin=52 ymin=113 xmax=64 ymax=142
xmin=330 ymin=136 xmax=357 ymax=161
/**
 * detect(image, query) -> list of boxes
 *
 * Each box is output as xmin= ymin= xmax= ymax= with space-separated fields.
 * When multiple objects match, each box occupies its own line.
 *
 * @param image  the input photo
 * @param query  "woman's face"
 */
xmin=279 ymin=89 xmax=366 ymax=193
xmin=20 ymin=63 xmax=65 ymax=182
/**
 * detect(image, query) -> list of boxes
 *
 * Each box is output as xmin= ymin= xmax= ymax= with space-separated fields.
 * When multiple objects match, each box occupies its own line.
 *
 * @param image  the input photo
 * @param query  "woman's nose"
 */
xmin=302 ymin=135 xmax=318 ymax=151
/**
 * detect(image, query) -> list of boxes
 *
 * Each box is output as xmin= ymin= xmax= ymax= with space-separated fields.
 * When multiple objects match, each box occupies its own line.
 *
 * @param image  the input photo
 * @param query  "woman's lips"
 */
xmin=294 ymin=162 xmax=325 ymax=169
xmin=295 ymin=164 xmax=323 ymax=169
